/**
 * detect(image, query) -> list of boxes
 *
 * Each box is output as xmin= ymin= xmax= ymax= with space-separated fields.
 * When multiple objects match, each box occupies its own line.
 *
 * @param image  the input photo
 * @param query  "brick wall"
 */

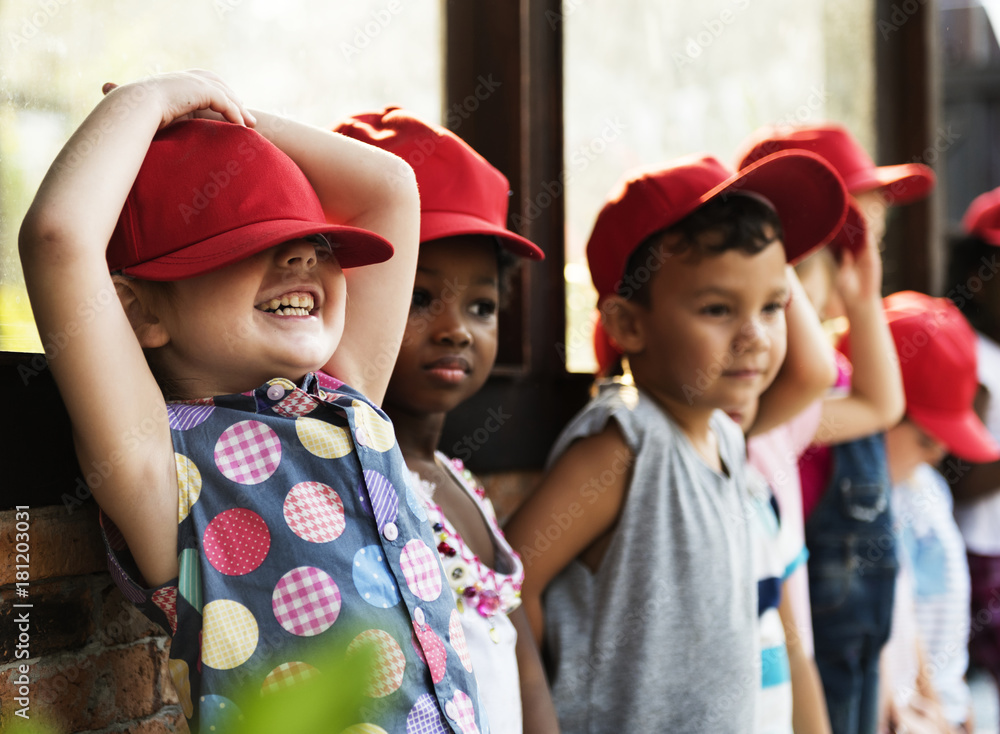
xmin=0 ymin=504 xmax=186 ymax=733
xmin=0 ymin=472 xmax=538 ymax=733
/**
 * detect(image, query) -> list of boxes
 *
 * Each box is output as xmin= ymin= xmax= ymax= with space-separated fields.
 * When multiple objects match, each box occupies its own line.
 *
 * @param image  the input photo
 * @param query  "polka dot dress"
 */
xmin=100 ymin=375 xmax=486 ymax=734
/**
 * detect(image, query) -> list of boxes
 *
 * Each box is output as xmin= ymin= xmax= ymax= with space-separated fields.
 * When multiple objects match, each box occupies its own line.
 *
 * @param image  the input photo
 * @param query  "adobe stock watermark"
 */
xmin=544 ymin=0 xmax=586 ymax=29
xmin=5 ymin=0 xmax=75 ymax=53
xmin=510 ymin=116 xmax=627 ymax=232
xmin=451 ymin=406 xmax=512 ymax=462
xmin=179 ymin=140 xmax=257 ymax=224
xmin=673 ymin=0 xmax=751 ymax=69
xmin=339 ymin=0 xmax=404 ymax=61
xmin=878 ymin=0 xmax=929 ymax=40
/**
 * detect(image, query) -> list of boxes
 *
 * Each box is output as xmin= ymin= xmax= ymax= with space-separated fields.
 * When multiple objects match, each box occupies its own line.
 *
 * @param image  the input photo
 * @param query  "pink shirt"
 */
xmin=748 ymin=400 xmax=824 ymax=658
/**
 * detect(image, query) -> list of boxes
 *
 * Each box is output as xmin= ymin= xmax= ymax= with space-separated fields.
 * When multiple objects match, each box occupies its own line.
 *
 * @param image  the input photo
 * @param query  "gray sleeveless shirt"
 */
xmin=542 ymin=381 xmax=757 ymax=733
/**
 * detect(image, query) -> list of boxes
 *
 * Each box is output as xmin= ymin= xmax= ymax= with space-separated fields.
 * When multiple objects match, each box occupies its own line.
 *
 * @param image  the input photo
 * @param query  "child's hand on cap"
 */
xmin=102 ymin=70 xmax=256 ymax=130
xmin=834 ymin=228 xmax=883 ymax=304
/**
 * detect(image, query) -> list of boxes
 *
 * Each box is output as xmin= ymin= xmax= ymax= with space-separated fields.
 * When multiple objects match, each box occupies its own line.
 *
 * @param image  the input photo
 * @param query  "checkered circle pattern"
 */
xmin=201 ymin=600 xmax=259 ymax=670
xmin=348 ymin=629 xmax=406 ymax=698
xmin=296 ymin=417 xmax=353 ymax=459
xmin=449 ymin=609 xmax=474 ymax=672
xmin=406 ymin=693 xmax=450 ymax=734
xmin=284 ymin=481 xmax=346 ymax=543
xmin=352 ymin=400 xmax=396 ymax=452
xmin=214 ymin=420 xmax=282 ymax=485
xmin=450 ymin=690 xmax=480 ymax=734
xmin=400 ymin=540 xmax=444 ymax=602
xmin=261 ymin=661 xmax=320 ymax=696
xmin=272 ymin=566 xmax=342 ymax=636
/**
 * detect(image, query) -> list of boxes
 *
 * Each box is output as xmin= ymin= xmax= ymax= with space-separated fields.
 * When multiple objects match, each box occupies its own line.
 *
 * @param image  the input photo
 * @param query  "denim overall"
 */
xmin=805 ymin=434 xmax=897 ymax=734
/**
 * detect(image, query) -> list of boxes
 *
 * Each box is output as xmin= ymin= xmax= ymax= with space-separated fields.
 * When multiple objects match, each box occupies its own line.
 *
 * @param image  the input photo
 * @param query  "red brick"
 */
xmin=127 ymin=707 xmax=190 ymax=733
xmin=0 ymin=504 xmax=105 ymax=585
xmin=0 ymin=578 xmax=95 ymax=662
xmin=0 ymin=642 xmax=165 ymax=732
xmin=97 ymin=581 xmax=162 ymax=646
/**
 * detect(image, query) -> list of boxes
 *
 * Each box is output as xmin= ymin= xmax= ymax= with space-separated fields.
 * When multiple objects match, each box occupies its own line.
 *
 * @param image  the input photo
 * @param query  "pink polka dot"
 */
xmin=413 ymin=620 xmax=447 ymax=684
xmin=284 ymin=482 xmax=345 ymax=543
xmin=203 ymin=508 xmax=271 ymax=575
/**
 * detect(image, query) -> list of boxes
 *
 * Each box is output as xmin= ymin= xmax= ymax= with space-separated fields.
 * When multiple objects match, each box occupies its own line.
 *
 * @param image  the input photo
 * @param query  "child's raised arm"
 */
xmin=19 ymin=72 xmax=254 ymax=586
xmin=815 ymin=236 xmax=905 ymax=445
xmin=249 ymin=111 xmax=420 ymax=403
xmin=748 ymin=265 xmax=837 ymax=437
xmin=504 ymin=425 xmax=633 ymax=642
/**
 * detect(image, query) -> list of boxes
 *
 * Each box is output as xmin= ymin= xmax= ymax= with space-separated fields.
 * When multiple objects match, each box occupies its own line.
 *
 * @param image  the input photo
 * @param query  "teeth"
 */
xmin=255 ymin=293 xmax=315 ymax=314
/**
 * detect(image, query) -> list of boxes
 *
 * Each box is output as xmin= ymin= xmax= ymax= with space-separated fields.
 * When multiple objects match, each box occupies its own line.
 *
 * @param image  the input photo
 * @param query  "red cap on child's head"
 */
xmin=107 ymin=119 xmax=393 ymax=280
xmin=962 ymin=186 xmax=1000 ymax=246
xmin=841 ymin=290 xmax=999 ymax=462
xmin=736 ymin=124 xmax=935 ymax=203
xmin=585 ymin=151 xmax=848 ymax=302
xmin=333 ymin=107 xmax=544 ymax=260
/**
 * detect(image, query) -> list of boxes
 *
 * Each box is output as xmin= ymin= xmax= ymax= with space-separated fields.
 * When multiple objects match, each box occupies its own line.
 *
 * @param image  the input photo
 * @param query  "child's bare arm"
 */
xmin=18 ymin=72 xmax=253 ymax=586
xmin=779 ymin=589 xmax=832 ymax=734
xmin=504 ymin=425 xmax=632 ymax=643
xmin=510 ymin=605 xmax=561 ymax=733
xmin=749 ymin=266 xmax=836 ymax=437
xmin=816 ymin=239 xmax=905 ymax=445
xmin=249 ymin=111 xmax=420 ymax=403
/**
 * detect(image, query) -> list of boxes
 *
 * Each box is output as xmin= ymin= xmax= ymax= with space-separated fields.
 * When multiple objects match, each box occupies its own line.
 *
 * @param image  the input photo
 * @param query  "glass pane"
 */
xmin=0 ymin=0 xmax=442 ymax=353
xmin=563 ymin=0 xmax=875 ymax=372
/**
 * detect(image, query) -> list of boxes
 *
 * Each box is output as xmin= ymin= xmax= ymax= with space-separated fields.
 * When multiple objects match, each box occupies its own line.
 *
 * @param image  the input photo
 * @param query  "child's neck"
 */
xmin=384 ymin=407 xmax=447 ymax=465
xmin=631 ymin=379 xmax=722 ymax=473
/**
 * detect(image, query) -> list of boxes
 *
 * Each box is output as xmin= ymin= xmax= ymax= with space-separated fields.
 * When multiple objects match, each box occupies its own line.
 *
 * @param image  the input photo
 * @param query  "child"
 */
xmin=738 ymin=124 xmax=929 ymax=734
xmin=18 ymin=71 xmax=488 ymax=734
xmin=333 ymin=107 xmax=559 ymax=734
xmin=948 ymin=187 xmax=1000 ymax=720
xmin=869 ymin=291 xmax=998 ymax=733
xmin=504 ymin=150 xmax=850 ymax=732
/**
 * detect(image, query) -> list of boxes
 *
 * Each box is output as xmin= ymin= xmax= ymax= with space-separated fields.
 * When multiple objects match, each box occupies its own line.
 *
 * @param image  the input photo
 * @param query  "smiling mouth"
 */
xmin=254 ymin=292 xmax=316 ymax=316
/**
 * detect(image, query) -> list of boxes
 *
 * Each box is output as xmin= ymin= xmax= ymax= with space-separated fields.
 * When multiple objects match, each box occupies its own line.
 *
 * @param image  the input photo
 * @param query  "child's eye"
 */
xmin=411 ymin=289 xmax=432 ymax=310
xmin=469 ymin=299 xmax=498 ymax=318
xmin=762 ymin=301 xmax=785 ymax=317
xmin=700 ymin=304 xmax=730 ymax=317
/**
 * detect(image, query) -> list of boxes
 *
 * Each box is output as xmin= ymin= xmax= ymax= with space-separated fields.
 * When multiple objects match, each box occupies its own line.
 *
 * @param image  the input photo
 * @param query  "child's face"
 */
xmin=148 ymin=238 xmax=346 ymax=396
xmin=383 ymin=236 xmax=500 ymax=416
xmin=885 ymin=418 xmax=948 ymax=484
xmin=629 ymin=236 xmax=789 ymax=418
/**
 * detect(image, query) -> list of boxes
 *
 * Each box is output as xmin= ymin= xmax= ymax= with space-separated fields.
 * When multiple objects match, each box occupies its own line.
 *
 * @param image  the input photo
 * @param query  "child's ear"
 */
xmin=112 ymin=275 xmax=170 ymax=349
xmin=600 ymin=295 xmax=647 ymax=355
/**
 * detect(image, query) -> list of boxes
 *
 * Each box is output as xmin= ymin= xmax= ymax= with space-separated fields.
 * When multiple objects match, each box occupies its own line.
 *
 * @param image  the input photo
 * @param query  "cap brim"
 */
xmin=709 ymin=150 xmax=849 ymax=264
xmin=829 ymin=202 xmax=868 ymax=256
xmin=420 ymin=210 xmax=545 ymax=260
xmin=123 ymin=220 xmax=393 ymax=280
xmin=845 ymin=163 xmax=935 ymax=205
xmin=908 ymin=405 xmax=1000 ymax=463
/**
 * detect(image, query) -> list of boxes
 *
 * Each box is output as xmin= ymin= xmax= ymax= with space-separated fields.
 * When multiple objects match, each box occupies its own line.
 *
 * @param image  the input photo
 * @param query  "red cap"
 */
xmin=333 ymin=107 xmax=544 ymax=260
xmin=736 ymin=124 xmax=935 ymax=203
xmin=840 ymin=290 xmax=1000 ymax=463
xmin=962 ymin=186 xmax=1000 ymax=246
xmin=108 ymin=120 xmax=393 ymax=280
xmin=585 ymin=151 xmax=848 ymax=301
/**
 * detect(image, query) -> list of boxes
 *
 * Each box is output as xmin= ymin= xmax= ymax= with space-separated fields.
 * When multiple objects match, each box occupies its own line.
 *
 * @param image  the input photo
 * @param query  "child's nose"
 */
xmin=433 ymin=309 xmax=473 ymax=347
xmin=275 ymin=239 xmax=319 ymax=270
xmin=736 ymin=318 xmax=769 ymax=352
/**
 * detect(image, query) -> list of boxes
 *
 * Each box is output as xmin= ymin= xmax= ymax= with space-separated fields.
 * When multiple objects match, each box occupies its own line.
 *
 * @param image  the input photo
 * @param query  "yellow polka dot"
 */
xmin=352 ymin=401 xmax=395 ymax=452
xmin=176 ymin=453 xmax=202 ymax=523
xmin=296 ymin=418 xmax=354 ymax=459
xmin=202 ymin=600 xmax=258 ymax=670
xmin=168 ymin=658 xmax=193 ymax=718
